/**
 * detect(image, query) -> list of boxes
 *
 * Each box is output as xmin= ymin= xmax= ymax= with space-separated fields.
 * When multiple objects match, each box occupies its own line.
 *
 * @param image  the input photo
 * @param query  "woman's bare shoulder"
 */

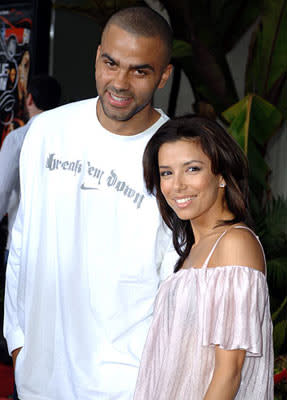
xmin=210 ymin=225 xmax=265 ymax=273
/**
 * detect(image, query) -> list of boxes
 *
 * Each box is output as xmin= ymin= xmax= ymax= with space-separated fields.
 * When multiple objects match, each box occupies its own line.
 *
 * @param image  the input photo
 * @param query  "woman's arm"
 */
xmin=203 ymin=227 xmax=266 ymax=399
xmin=204 ymin=346 xmax=246 ymax=400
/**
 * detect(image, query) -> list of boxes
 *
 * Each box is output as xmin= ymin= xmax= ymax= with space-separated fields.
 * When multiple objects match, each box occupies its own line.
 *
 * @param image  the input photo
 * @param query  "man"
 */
xmin=0 ymin=75 xmax=61 ymax=262
xmin=4 ymin=7 xmax=176 ymax=400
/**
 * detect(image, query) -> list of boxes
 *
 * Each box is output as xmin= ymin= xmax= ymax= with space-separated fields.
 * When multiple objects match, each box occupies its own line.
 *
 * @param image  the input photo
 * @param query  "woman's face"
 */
xmin=158 ymin=138 xmax=225 ymax=223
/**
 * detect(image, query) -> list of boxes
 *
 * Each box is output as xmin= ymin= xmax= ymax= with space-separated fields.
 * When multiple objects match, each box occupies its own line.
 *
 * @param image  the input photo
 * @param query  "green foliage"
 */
xmin=272 ymin=297 xmax=287 ymax=356
xmin=222 ymin=94 xmax=283 ymax=195
xmin=222 ymin=96 xmax=250 ymax=151
xmin=254 ymin=196 xmax=287 ymax=318
xmin=245 ymin=0 xmax=287 ymax=118
xmin=257 ymin=197 xmax=287 ymax=246
xmin=54 ymin=0 xmax=143 ymax=26
xmin=222 ymin=92 xmax=283 ymax=153
xmin=172 ymin=40 xmax=193 ymax=59
xmin=161 ymin=0 xmax=264 ymax=116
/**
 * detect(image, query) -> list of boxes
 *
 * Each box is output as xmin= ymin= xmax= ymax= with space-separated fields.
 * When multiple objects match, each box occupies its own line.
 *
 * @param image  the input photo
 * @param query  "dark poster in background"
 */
xmin=0 ymin=4 xmax=32 ymax=147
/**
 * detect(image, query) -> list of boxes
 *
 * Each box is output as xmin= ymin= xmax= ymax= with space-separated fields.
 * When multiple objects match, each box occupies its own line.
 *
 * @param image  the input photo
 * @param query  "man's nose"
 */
xmin=112 ymin=70 xmax=129 ymax=91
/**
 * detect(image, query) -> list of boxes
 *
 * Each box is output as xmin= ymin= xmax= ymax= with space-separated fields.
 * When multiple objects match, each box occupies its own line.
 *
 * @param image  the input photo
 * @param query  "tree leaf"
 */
xmin=268 ymin=259 xmax=287 ymax=298
xmin=248 ymin=138 xmax=270 ymax=191
xmin=209 ymin=0 xmax=262 ymax=53
xmin=263 ymin=196 xmax=287 ymax=236
xmin=245 ymin=0 xmax=287 ymax=117
xmin=172 ymin=40 xmax=193 ymax=58
xmin=222 ymin=96 xmax=248 ymax=151
xmin=159 ymin=0 xmax=240 ymax=113
xmin=273 ymin=319 xmax=287 ymax=357
xmin=248 ymin=95 xmax=283 ymax=145
xmin=54 ymin=0 xmax=143 ymax=26
xmin=272 ymin=296 xmax=287 ymax=323
xmin=222 ymin=95 xmax=282 ymax=194
xmin=223 ymin=94 xmax=282 ymax=151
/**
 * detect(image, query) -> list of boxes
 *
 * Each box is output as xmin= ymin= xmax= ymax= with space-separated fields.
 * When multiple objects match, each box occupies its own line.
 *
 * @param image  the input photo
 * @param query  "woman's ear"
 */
xmin=219 ymin=178 xmax=226 ymax=188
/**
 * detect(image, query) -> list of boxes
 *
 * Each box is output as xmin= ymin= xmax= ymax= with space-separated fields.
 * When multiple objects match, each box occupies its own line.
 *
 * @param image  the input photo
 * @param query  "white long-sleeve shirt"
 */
xmin=4 ymin=98 xmax=177 ymax=400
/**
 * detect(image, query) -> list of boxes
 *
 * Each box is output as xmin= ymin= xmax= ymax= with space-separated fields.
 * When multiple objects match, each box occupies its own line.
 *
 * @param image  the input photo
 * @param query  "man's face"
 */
xmin=95 ymin=24 xmax=172 ymax=132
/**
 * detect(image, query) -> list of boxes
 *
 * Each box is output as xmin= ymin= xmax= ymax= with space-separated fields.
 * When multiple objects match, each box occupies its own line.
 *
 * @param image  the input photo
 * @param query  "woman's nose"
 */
xmin=174 ymin=174 xmax=187 ymax=191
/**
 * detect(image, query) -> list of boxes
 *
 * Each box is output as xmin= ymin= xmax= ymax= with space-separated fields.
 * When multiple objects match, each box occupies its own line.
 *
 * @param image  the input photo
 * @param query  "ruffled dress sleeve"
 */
xmin=201 ymin=266 xmax=269 ymax=357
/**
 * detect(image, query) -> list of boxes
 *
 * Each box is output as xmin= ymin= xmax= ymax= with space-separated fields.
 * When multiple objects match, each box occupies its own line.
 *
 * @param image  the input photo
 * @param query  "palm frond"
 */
xmin=256 ymin=196 xmax=287 ymax=236
xmin=253 ymin=196 xmax=287 ymax=260
xmin=273 ymin=319 xmax=287 ymax=357
xmin=272 ymin=296 xmax=287 ymax=323
xmin=272 ymin=297 xmax=287 ymax=357
xmin=267 ymin=257 xmax=287 ymax=295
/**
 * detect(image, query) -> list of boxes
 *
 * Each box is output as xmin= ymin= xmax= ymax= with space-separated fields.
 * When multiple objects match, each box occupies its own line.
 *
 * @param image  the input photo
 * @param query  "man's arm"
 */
xmin=12 ymin=347 xmax=22 ymax=369
xmin=156 ymin=221 xmax=178 ymax=281
xmin=0 ymin=131 xmax=21 ymax=219
xmin=3 ymin=162 xmax=25 ymax=360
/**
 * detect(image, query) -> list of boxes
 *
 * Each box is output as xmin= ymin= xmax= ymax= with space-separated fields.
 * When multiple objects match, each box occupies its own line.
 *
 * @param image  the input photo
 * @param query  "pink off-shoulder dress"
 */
xmin=134 ymin=226 xmax=274 ymax=399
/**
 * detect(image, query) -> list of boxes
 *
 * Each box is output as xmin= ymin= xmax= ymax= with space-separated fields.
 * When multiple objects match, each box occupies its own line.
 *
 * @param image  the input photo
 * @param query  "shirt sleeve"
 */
xmin=2 ymin=126 xmax=30 ymax=355
xmin=0 ymin=132 xmax=20 ymax=219
xmin=3 ymin=197 xmax=25 ymax=355
xmin=155 ymin=220 xmax=179 ymax=282
xmin=201 ymin=266 xmax=270 ymax=357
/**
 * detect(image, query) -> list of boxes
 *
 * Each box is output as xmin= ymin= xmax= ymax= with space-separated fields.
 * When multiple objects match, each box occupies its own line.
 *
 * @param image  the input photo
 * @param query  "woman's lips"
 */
xmin=174 ymin=196 xmax=196 ymax=208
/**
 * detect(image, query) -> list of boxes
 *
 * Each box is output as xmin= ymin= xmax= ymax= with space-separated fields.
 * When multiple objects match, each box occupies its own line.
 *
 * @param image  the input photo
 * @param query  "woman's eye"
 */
xmin=188 ymin=166 xmax=200 ymax=172
xmin=160 ymin=170 xmax=172 ymax=177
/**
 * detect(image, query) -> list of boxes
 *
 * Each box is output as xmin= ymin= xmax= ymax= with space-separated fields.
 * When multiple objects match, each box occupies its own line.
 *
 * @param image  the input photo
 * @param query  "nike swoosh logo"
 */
xmin=80 ymin=183 xmax=99 ymax=190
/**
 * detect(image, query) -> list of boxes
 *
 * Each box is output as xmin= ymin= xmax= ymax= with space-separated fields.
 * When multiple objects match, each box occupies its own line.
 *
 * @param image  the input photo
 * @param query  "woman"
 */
xmin=134 ymin=115 xmax=273 ymax=399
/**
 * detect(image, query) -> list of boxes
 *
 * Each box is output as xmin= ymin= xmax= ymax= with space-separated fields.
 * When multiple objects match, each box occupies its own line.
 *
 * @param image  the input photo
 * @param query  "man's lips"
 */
xmin=107 ymin=91 xmax=133 ymax=107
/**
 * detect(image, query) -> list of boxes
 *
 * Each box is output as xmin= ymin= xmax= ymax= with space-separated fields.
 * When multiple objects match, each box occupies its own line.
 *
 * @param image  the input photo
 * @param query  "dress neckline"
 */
xmin=177 ymin=264 xmax=265 ymax=277
xmin=176 ymin=225 xmax=265 ymax=275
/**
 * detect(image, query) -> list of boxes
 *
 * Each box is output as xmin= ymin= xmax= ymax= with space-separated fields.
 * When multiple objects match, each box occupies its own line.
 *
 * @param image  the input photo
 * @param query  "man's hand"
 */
xmin=12 ymin=347 xmax=22 ymax=369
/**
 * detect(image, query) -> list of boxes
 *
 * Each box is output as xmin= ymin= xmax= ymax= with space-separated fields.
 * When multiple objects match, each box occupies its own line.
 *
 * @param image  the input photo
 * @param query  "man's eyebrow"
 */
xmin=101 ymin=53 xmax=118 ymax=65
xmin=101 ymin=52 xmax=154 ymax=72
xmin=131 ymin=63 xmax=155 ymax=72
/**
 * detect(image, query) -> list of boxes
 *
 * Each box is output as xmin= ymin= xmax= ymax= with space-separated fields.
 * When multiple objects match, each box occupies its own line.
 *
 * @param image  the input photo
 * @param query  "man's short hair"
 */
xmin=103 ymin=6 xmax=173 ymax=64
xmin=27 ymin=75 xmax=61 ymax=111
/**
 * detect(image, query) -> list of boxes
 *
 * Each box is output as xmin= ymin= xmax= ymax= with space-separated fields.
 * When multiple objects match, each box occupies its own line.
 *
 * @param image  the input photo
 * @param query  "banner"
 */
xmin=0 ymin=4 xmax=33 ymax=147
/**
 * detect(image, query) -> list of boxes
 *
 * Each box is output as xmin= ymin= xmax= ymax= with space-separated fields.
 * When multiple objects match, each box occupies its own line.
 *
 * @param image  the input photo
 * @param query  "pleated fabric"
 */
xmin=134 ymin=264 xmax=274 ymax=399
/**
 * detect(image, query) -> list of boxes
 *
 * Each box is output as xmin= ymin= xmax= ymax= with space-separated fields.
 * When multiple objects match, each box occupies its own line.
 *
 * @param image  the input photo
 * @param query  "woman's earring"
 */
xmin=219 ymin=183 xmax=226 ymax=188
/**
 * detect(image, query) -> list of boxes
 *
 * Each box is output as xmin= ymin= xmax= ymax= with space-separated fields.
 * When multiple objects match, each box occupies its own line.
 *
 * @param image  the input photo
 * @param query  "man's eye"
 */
xmin=135 ymin=69 xmax=147 ymax=76
xmin=105 ymin=61 xmax=116 ymax=68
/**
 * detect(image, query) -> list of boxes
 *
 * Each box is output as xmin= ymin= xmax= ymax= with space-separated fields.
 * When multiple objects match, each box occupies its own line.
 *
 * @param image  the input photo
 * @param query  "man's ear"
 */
xmin=95 ymin=45 xmax=101 ymax=65
xmin=95 ymin=45 xmax=101 ymax=79
xmin=25 ymin=93 xmax=33 ymax=107
xmin=158 ymin=64 xmax=173 ymax=89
